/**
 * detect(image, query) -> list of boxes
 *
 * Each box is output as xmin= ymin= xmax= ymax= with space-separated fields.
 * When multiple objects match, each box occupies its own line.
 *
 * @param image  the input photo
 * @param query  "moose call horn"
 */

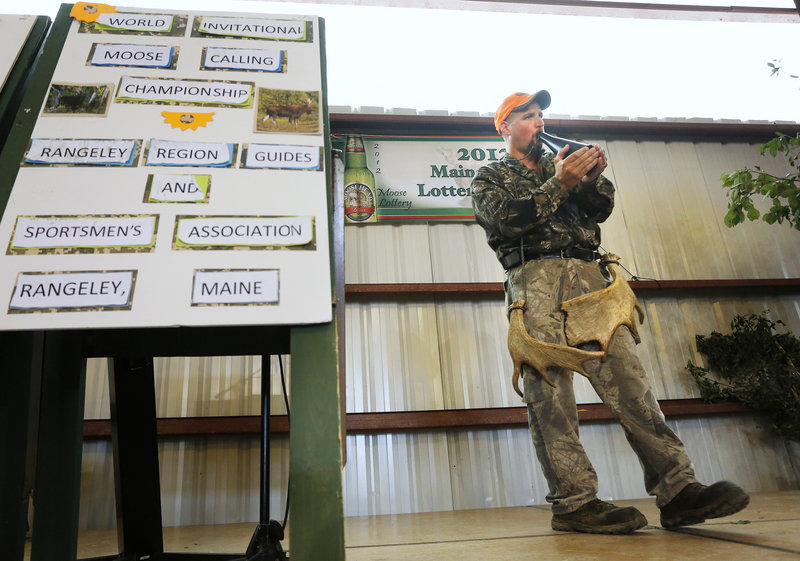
xmin=537 ymin=131 xmax=593 ymax=157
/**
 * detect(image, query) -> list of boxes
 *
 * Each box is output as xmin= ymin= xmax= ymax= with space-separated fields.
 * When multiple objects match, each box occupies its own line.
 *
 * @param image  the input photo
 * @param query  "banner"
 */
xmin=0 ymin=7 xmax=330 ymax=330
xmin=343 ymin=136 xmax=507 ymax=222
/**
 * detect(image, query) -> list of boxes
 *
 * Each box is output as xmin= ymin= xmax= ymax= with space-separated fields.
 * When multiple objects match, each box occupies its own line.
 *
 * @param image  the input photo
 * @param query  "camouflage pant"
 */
xmin=506 ymin=257 xmax=696 ymax=514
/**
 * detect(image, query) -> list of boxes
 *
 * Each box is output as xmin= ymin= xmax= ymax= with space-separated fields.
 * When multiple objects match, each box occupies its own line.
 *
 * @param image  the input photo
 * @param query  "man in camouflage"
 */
xmin=471 ymin=90 xmax=750 ymax=534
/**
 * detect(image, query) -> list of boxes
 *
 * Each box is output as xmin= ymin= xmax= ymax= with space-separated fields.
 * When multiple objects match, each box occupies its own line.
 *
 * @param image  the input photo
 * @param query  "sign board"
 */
xmin=344 ymin=136 xmax=506 ymax=222
xmin=0 ymin=5 xmax=332 ymax=329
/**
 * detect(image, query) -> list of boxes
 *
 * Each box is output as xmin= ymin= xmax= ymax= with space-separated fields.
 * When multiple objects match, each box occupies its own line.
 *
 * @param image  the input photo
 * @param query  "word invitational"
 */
xmin=196 ymin=16 xmax=309 ymax=41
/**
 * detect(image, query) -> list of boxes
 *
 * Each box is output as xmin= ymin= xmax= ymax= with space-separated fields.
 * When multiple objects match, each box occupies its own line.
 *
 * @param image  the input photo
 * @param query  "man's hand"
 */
xmin=554 ymin=145 xmax=607 ymax=188
xmin=581 ymin=144 xmax=607 ymax=184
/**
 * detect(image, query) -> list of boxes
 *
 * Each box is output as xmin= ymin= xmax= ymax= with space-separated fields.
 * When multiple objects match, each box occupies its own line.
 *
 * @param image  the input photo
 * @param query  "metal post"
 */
xmin=0 ymin=331 xmax=43 ymax=561
xmin=108 ymin=356 xmax=164 ymax=560
xmin=30 ymin=330 xmax=86 ymax=561
xmin=243 ymin=356 xmax=287 ymax=561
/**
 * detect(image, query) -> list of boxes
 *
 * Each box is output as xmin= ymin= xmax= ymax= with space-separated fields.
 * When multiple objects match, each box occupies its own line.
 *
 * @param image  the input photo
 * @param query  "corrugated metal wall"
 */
xmin=79 ymin=138 xmax=800 ymax=530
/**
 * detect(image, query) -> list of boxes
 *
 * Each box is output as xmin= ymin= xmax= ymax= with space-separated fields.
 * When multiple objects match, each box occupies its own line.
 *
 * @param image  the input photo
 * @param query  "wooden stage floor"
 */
xmin=30 ymin=490 xmax=800 ymax=560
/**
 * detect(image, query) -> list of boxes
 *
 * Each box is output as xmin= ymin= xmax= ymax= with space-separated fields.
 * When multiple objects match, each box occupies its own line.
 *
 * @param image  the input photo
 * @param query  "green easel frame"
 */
xmin=0 ymin=6 xmax=345 ymax=561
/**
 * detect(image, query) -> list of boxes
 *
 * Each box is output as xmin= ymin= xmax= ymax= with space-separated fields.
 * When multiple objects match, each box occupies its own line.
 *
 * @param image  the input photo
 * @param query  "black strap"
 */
xmin=500 ymin=247 xmax=601 ymax=270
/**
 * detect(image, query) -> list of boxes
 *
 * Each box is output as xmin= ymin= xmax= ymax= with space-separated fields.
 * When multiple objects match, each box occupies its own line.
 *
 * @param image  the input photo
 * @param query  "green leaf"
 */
xmin=724 ymin=210 xmax=740 ymax=227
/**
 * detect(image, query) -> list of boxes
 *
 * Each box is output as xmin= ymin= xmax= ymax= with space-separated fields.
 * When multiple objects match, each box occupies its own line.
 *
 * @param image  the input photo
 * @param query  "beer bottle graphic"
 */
xmin=343 ymin=135 xmax=377 ymax=223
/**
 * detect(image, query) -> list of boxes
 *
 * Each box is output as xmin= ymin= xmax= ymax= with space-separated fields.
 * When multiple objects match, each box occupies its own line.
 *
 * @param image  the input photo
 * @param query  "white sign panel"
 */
xmin=0 ymin=7 xmax=330 ymax=330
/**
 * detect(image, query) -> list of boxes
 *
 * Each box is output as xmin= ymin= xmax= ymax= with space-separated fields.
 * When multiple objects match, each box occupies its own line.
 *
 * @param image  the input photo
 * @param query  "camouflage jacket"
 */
xmin=471 ymin=151 xmax=614 ymax=263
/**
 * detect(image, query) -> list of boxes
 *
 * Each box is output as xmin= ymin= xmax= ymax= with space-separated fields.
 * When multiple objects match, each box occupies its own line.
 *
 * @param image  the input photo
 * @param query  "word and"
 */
xmin=148 ymin=174 xmax=209 ymax=202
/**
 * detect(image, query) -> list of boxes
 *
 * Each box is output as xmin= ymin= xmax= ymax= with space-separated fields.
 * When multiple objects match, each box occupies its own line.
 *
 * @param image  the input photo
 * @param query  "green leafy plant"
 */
xmin=722 ymin=133 xmax=800 ymax=230
xmin=722 ymin=60 xmax=800 ymax=230
xmin=686 ymin=312 xmax=800 ymax=442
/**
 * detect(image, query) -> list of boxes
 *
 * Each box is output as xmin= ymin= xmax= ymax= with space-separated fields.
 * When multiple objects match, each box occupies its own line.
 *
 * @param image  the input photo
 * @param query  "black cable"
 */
xmin=279 ymin=355 xmax=290 ymax=416
xmin=278 ymin=355 xmax=290 ymax=531
xmin=598 ymin=245 xmax=661 ymax=285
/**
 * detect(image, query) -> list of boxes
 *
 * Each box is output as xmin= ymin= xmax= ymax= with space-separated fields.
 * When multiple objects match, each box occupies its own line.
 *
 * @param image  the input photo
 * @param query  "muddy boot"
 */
xmin=660 ymin=481 xmax=749 ymax=529
xmin=551 ymin=499 xmax=648 ymax=534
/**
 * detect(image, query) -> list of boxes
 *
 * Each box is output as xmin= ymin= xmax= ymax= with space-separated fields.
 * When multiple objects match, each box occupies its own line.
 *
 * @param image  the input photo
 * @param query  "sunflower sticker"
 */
xmin=70 ymin=3 xmax=117 ymax=23
xmin=161 ymin=111 xmax=215 ymax=131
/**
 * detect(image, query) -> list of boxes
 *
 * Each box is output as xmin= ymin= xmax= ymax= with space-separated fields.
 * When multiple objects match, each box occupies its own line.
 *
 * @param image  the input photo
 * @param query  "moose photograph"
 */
xmin=255 ymin=88 xmax=320 ymax=134
xmin=43 ymin=83 xmax=113 ymax=116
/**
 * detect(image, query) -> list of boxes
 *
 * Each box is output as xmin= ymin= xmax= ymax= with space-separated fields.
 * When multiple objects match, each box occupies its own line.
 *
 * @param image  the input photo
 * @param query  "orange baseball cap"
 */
xmin=494 ymin=90 xmax=551 ymax=134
